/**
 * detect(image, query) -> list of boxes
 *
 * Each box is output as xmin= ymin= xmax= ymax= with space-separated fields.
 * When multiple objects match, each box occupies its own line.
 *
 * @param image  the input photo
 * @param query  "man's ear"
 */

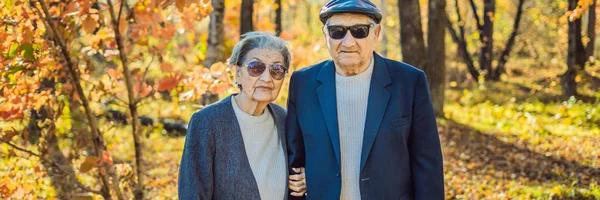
xmin=374 ymin=24 xmax=382 ymax=41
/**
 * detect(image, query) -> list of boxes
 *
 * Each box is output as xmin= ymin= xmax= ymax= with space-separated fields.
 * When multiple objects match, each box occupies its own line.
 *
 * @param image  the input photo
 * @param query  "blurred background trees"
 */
xmin=1 ymin=0 xmax=599 ymax=199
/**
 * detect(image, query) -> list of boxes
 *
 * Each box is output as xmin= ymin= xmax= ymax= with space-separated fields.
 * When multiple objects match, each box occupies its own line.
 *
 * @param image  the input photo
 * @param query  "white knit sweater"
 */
xmin=335 ymin=60 xmax=374 ymax=200
xmin=231 ymin=97 xmax=286 ymax=200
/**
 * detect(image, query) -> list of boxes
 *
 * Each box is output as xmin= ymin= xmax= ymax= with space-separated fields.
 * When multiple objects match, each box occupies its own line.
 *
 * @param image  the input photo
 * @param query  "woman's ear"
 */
xmin=235 ymin=65 xmax=241 ymax=79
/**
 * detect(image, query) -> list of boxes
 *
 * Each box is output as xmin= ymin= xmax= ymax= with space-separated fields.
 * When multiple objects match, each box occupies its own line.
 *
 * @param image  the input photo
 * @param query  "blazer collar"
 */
xmin=316 ymin=52 xmax=392 ymax=170
xmin=317 ymin=52 xmax=391 ymax=86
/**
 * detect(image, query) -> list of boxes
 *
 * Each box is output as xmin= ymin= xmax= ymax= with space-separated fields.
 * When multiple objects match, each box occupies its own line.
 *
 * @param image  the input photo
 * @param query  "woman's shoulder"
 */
xmin=188 ymin=96 xmax=234 ymax=127
xmin=268 ymin=103 xmax=287 ymax=118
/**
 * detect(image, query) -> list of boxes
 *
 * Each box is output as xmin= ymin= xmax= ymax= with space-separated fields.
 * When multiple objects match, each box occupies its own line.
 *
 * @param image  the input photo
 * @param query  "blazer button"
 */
xmin=336 ymin=173 xmax=340 ymax=177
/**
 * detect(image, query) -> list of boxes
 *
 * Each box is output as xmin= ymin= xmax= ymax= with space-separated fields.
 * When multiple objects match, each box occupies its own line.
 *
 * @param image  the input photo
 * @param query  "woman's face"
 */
xmin=236 ymin=48 xmax=286 ymax=103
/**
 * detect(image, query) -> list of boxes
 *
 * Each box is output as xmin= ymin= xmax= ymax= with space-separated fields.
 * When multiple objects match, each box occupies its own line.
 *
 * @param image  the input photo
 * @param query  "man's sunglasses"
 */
xmin=242 ymin=60 xmax=288 ymax=80
xmin=326 ymin=24 xmax=375 ymax=40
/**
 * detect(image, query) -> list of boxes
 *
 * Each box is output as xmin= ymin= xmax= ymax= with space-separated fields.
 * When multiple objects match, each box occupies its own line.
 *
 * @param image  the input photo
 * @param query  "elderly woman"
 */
xmin=178 ymin=32 xmax=306 ymax=200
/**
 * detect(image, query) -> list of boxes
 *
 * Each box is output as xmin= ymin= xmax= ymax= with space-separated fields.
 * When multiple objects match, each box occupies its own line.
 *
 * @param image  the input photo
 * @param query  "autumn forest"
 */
xmin=1 ymin=0 xmax=599 ymax=199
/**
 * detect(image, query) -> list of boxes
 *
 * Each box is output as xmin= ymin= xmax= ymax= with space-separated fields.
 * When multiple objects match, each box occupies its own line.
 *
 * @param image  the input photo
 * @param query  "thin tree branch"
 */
xmin=447 ymin=17 xmax=480 ymax=79
xmin=105 ymin=0 xmax=145 ymax=198
xmin=494 ymin=0 xmax=525 ymax=79
xmin=135 ymin=56 xmax=154 ymax=104
xmin=118 ymin=0 xmax=124 ymax=22
xmin=468 ymin=0 xmax=483 ymax=35
xmin=0 ymin=139 xmax=41 ymax=157
xmin=35 ymin=0 xmax=113 ymax=198
xmin=455 ymin=0 xmax=468 ymax=53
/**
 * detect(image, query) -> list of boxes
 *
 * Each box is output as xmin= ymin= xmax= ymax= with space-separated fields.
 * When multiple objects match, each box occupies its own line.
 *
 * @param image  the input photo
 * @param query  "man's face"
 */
xmin=324 ymin=13 xmax=380 ymax=70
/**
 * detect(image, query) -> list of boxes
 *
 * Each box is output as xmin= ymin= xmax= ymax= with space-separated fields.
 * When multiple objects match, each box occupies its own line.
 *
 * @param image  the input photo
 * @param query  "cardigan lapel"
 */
xmin=223 ymin=95 xmax=261 ymax=199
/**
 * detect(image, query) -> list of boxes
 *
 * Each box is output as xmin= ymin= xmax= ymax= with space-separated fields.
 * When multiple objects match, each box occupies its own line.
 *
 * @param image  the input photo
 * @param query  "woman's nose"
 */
xmin=259 ymin=69 xmax=272 ymax=82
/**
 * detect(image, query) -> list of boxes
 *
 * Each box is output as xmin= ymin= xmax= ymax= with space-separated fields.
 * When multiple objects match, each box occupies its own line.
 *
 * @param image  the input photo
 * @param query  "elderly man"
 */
xmin=286 ymin=0 xmax=444 ymax=199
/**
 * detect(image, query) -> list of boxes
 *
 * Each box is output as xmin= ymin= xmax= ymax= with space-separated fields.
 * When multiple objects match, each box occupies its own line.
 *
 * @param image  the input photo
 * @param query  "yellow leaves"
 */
xmin=134 ymin=82 xmax=153 ymax=98
xmin=176 ymin=0 xmax=186 ymax=13
xmin=157 ymin=75 xmax=182 ymax=92
xmin=79 ymin=156 xmax=99 ymax=173
xmin=160 ymin=63 xmax=174 ymax=72
xmin=209 ymin=62 xmax=227 ymax=78
xmin=1 ymin=127 xmax=18 ymax=142
xmin=575 ymin=74 xmax=583 ymax=83
xmin=82 ymin=15 xmax=98 ymax=34
xmin=80 ymin=151 xmax=113 ymax=173
xmin=106 ymin=68 xmax=122 ymax=80
xmin=567 ymin=0 xmax=594 ymax=22
xmin=119 ymin=16 xmax=128 ymax=35
xmin=102 ymin=151 xmax=114 ymax=165
xmin=210 ymin=82 xmax=230 ymax=94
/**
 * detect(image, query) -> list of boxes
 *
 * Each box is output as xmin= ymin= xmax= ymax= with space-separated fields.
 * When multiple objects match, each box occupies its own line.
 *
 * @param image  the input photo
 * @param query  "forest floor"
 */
xmin=1 ymin=64 xmax=600 ymax=199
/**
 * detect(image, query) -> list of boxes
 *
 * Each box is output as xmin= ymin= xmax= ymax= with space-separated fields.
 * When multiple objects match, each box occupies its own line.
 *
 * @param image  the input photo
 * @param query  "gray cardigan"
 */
xmin=178 ymin=95 xmax=289 ymax=200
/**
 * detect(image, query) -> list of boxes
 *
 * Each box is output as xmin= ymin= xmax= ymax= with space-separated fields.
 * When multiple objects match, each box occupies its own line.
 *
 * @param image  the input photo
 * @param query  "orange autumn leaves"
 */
xmin=103 ymin=61 xmax=233 ymax=102
xmin=80 ymin=151 xmax=114 ymax=174
xmin=566 ymin=0 xmax=595 ymax=21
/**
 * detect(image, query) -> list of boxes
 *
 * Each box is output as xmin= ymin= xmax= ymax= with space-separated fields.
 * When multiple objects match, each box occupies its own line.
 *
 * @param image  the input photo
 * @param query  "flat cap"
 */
xmin=319 ymin=0 xmax=382 ymax=24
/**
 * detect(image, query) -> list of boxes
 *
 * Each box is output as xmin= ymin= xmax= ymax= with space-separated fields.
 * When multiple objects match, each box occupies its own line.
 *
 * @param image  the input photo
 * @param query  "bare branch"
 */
xmin=0 ymin=139 xmax=41 ymax=157
xmin=493 ymin=0 xmax=525 ymax=79
xmin=447 ymin=17 xmax=480 ymax=79
xmin=468 ymin=0 xmax=484 ymax=35
xmin=135 ymin=56 xmax=154 ymax=104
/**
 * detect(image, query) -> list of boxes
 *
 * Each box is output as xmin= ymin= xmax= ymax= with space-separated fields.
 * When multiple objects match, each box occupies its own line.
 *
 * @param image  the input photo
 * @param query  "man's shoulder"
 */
xmin=292 ymin=59 xmax=330 ymax=77
xmin=379 ymin=56 xmax=425 ymax=77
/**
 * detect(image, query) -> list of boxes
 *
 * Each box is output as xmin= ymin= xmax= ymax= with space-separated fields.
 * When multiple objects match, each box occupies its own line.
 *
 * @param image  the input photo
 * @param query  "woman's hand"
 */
xmin=289 ymin=167 xmax=307 ymax=197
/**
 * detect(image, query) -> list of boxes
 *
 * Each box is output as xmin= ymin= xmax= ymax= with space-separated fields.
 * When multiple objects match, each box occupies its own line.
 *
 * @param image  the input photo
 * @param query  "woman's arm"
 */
xmin=178 ymin=112 xmax=215 ymax=200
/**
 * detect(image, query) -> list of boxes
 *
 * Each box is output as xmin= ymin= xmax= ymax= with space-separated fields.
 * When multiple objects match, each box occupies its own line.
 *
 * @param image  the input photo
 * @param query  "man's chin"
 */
xmin=337 ymin=61 xmax=361 ymax=68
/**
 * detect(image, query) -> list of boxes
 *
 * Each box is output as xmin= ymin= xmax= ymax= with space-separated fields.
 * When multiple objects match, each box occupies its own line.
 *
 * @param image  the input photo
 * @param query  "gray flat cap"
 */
xmin=319 ymin=0 xmax=383 ymax=24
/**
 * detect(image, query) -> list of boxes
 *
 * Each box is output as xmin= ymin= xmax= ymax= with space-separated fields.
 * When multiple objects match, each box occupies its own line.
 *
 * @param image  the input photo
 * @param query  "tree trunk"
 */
xmin=480 ymin=0 xmax=495 ymax=77
xmin=562 ymin=0 xmax=588 ymax=97
xmin=427 ymin=0 xmax=447 ymax=117
xmin=491 ymin=0 xmax=525 ymax=80
xmin=38 ymin=0 xmax=112 ymax=198
xmin=240 ymin=0 xmax=254 ymax=36
xmin=41 ymin=122 xmax=81 ymax=200
xmin=398 ymin=0 xmax=427 ymax=69
xmin=587 ymin=0 xmax=596 ymax=60
xmin=275 ymin=0 xmax=282 ymax=36
xmin=203 ymin=0 xmax=225 ymax=105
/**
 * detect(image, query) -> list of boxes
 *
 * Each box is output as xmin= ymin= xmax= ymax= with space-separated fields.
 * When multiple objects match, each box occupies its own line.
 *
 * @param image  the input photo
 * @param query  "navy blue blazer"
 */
xmin=286 ymin=53 xmax=444 ymax=200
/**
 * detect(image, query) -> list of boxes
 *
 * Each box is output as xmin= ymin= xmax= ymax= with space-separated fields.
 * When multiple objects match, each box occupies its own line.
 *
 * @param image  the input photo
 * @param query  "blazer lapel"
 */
xmin=360 ymin=53 xmax=392 ymax=171
xmin=316 ymin=60 xmax=341 ymax=167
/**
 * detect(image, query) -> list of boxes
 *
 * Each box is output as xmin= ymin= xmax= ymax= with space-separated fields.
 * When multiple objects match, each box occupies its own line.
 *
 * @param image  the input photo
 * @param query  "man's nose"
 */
xmin=341 ymin=31 xmax=357 ymax=47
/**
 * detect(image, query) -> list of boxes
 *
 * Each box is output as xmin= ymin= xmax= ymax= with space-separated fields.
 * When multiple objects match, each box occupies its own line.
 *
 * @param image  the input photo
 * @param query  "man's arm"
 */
xmin=286 ymin=72 xmax=307 ymax=199
xmin=178 ymin=112 xmax=214 ymax=200
xmin=408 ymin=71 xmax=445 ymax=199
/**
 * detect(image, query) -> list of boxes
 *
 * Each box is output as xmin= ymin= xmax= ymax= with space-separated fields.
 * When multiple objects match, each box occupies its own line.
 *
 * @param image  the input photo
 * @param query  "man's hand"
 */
xmin=289 ymin=167 xmax=307 ymax=197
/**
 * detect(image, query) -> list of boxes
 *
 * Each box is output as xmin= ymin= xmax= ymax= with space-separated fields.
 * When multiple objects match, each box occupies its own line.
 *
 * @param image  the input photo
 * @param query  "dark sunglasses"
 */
xmin=326 ymin=24 xmax=375 ymax=40
xmin=242 ymin=60 xmax=288 ymax=80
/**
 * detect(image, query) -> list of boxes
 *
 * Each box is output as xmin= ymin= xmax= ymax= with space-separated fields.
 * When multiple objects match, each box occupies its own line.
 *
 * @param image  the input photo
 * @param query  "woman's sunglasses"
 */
xmin=326 ymin=24 xmax=375 ymax=40
xmin=242 ymin=60 xmax=288 ymax=80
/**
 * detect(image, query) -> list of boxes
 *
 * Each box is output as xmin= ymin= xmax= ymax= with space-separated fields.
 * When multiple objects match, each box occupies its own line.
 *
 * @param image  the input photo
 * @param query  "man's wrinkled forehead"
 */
xmin=325 ymin=13 xmax=375 ymax=26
